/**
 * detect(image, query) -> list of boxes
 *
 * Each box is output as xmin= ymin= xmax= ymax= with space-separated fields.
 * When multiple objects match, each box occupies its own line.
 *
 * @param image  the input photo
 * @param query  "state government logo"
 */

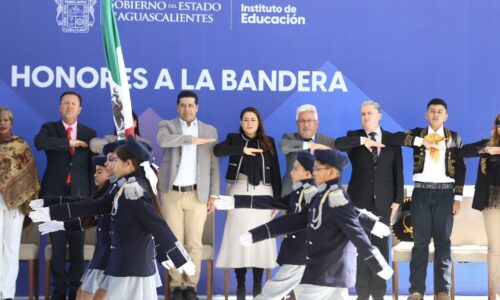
xmin=55 ymin=0 xmax=97 ymax=33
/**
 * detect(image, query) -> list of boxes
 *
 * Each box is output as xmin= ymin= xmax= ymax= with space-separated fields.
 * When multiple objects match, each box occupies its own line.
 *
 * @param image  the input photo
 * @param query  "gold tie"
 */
xmin=424 ymin=133 xmax=445 ymax=162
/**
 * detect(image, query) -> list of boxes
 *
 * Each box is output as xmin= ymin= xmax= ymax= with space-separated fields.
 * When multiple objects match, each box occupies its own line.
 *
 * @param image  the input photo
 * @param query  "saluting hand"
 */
xmin=362 ymin=137 xmax=385 ymax=151
xmin=243 ymin=147 xmax=264 ymax=156
xmin=421 ymin=139 xmax=440 ymax=151
xmin=308 ymin=142 xmax=331 ymax=151
xmin=192 ymin=137 xmax=216 ymax=145
xmin=484 ymin=146 xmax=500 ymax=155
xmin=69 ymin=139 xmax=88 ymax=148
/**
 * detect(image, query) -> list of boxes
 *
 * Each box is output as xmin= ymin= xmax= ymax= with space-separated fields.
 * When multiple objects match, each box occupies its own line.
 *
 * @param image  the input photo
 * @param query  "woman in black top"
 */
xmin=462 ymin=113 xmax=500 ymax=300
xmin=214 ymin=107 xmax=281 ymax=299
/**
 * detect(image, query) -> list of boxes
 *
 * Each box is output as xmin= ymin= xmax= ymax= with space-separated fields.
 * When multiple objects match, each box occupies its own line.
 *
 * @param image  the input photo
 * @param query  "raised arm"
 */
xmin=34 ymin=123 xmax=70 ymax=151
xmin=249 ymin=212 xmax=308 ymax=243
xmin=213 ymin=134 xmax=244 ymax=157
xmin=461 ymin=139 xmax=489 ymax=158
xmin=279 ymin=133 xmax=304 ymax=155
xmin=49 ymin=196 xmax=112 ymax=221
xmin=233 ymin=194 xmax=291 ymax=210
xmin=157 ymin=120 xmax=193 ymax=148
xmin=335 ymin=131 xmax=361 ymax=152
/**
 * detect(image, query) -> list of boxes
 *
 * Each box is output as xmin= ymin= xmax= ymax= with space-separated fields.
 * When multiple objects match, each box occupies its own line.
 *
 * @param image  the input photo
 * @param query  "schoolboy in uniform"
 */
xmin=239 ymin=149 xmax=393 ymax=300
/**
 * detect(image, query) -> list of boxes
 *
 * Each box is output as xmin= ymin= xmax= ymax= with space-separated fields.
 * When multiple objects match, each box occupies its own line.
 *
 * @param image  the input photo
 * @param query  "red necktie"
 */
xmin=67 ymin=127 xmax=74 ymax=156
xmin=66 ymin=127 xmax=74 ymax=185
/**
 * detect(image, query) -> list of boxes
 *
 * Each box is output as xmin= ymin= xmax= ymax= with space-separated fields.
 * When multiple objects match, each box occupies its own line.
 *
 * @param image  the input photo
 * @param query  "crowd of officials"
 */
xmin=0 ymin=90 xmax=499 ymax=300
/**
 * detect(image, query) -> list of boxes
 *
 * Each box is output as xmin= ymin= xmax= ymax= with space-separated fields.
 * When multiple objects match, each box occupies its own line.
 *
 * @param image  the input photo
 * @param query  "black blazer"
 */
xmin=35 ymin=120 xmax=97 ymax=197
xmin=214 ymin=133 xmax=282 ymax=198
xmin=250 ymin=180 xmax=386 ymax=287
xmin=49 ymin=174 xmax=189 ymax=275
xmin=335 ymin=129 xmax=404 ymax=212
xmin=462 ymin=139 xmax=500 ymax=211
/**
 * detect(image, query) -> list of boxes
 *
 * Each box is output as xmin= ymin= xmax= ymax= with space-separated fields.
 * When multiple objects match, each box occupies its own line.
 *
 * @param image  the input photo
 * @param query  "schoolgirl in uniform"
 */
xmin=30 ymin=136 xmax=195 ymax=300
xmin=29 ymin=141 xmax=123 ymax=300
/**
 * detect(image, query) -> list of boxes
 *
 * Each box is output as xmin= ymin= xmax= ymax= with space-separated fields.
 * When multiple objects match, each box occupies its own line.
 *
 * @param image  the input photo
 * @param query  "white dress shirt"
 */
xmin=62 ymin=121 xmax=77 ymax=140
xmin=362 ymin=126 xmax=382 ymax=155
xmin=173 ymin=118 xmax=198 ymax=186
xmin=302 ymin=135 xmax=317 ymax=150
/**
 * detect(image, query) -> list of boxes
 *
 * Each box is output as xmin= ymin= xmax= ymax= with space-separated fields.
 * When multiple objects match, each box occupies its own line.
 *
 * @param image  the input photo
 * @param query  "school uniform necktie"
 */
xmin=368 ymin=132 xmax=378 ymax=163
xmin=66 ymin=127 xmax=74 ymax=185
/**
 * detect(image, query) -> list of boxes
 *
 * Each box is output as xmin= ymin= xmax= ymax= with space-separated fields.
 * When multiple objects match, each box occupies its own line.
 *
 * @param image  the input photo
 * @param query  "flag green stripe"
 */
xmin=102 ymin=0 xmax=122 ymax=85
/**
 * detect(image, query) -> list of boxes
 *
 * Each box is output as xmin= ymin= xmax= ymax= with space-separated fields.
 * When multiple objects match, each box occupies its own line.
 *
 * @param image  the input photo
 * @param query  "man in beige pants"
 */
xmin=157 ymin=90 xmax=220 ymax=300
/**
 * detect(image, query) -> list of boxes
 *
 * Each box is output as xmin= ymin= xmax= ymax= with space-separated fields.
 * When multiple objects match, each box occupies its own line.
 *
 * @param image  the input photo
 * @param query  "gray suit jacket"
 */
xmin=157 ymin=117 xmax=220 ymax=203
xmin=279 ymin=132 xmax=335 ymax=196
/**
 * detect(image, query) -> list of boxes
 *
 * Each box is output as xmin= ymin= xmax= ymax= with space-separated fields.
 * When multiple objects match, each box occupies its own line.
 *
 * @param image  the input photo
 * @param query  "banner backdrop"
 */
xmin=1 ymin=0 xmax=497 ymax=296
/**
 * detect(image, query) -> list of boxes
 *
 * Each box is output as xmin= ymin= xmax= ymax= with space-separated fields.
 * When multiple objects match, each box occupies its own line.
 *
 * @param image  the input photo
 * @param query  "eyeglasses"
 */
xmin=106 ymin=157 xmax=117 ymax=163
xmin=313 ymin=167 xmax=330 ymax=173
xmin=298 ymin=119 xmax=315 ymax=124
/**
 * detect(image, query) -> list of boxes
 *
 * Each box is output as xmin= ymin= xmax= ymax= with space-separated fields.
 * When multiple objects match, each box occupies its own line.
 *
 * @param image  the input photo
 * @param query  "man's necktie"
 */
xmin=66 ymin=127 xmax=74 ymax=185
xmin=368 ymin=132 xmax=378 ymax=163
xmin=304 ymin=138 xmax=313 ymax=153
xmin=423 ymin=133 xmax=445 ymax=163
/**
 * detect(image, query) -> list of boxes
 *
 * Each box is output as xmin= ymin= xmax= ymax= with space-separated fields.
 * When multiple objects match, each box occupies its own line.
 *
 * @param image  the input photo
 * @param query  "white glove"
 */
xmin=214 ymin=195 xmax=235 ymax=210
xmin=371 ymin=221 xmax=391 ymax=238
xmin=29 ymin=207 xmax=51 ymax=223
xmin=377 ymin=265 xmax=394 ymax=280
xmin=29 ymin=199 xmax=44 ymax=209
xmin=38 ymin=221 xmax=65 ymax=235
xmin=359 ymin=208 xmax=379 ymax=221
xmin=161 ymin=259 xmax=175 ymax=270
xmin=370 ymin=247 xmax=393 ymax=280
xmin=239 ymin=232 xmax=253 ymax=247
xmin=178 ymin=260 xmax=196 ymax=276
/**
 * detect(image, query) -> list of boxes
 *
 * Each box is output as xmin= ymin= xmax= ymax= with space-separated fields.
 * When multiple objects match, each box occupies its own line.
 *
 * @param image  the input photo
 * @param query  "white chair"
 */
xmin=164 ymin=212 xmax=215 ymax=300
xmin=449 ymin=187 xmax=488 ymax=300
xmin=19 ymin=222 xmax=40 ymax=300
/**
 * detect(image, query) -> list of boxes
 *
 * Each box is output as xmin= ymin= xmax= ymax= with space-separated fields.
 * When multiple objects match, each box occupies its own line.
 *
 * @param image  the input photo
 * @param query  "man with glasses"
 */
xmin=279 ymin=104 xmax=336 ymax=196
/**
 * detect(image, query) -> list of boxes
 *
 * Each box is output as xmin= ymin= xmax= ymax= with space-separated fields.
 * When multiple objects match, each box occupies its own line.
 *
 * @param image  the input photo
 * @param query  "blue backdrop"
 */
xmin=1 ymin=0 xmax=497 ymax=296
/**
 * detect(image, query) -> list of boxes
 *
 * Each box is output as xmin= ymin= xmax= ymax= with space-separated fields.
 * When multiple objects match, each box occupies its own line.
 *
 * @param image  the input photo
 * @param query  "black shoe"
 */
xmin=184 ymin=287 xmax=199 ymax=300
xmin=172 ymin=287 xmax=184 ymax=300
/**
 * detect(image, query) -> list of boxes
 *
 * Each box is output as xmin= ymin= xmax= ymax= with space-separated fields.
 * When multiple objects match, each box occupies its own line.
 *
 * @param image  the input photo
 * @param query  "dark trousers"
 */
xmin=355 ymin=207 xmax=390 ymax=300
xmin=49 ymin=185 xmax=85 ymax=298
xmin=409 ymin=188 xmax=454 ymax=295
xmin=50 ymin=230 xmax=85 ymax=296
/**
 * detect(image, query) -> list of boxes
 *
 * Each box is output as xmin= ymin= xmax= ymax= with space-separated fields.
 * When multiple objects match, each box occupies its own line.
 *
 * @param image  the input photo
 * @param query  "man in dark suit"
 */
xmin=279 ymin=104 xmax=336 ymax=196
xmin=335 ymin=100 xmax=404 ymax=300
xmin=35 ymin=91 xmax=96 ymax=300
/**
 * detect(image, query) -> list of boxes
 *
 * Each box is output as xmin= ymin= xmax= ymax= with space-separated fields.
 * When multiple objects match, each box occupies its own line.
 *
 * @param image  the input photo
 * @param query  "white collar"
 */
xmin=428 ymin=126 xmax=445 ymax=136
xmin=364 ymin=126 xmax=381 ymax=137
xmin=180 ymin=118 xmax=198 ymax=128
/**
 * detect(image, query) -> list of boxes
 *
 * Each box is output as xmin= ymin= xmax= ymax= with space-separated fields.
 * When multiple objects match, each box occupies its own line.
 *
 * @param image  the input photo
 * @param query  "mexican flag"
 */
xmin=101 ymin=0 xmax=134 ymax=139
